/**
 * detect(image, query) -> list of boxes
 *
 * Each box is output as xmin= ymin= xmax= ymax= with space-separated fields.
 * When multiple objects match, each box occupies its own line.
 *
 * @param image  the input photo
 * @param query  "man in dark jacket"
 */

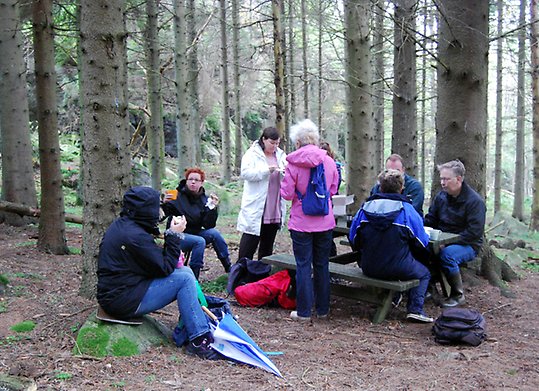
xmin=162 ymin=167 xmax=231 ymax=278
xmin=350 ymin=170 xmax=433 ymax=323
xmin=97 ymin=186 xmax=222 ymax=360
xmin=370 ymin=154 xmax=424 ymax=216
xmin=424 ymin=160 xmax=486 ymax=308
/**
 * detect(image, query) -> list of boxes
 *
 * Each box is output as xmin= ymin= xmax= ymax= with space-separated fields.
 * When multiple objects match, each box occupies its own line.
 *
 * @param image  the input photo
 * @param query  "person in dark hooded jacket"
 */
xmin=349 ymin=170 xmax=433 ymax=323
xmin=162 ymin=167 xmax=231 ymax=278
xmin=97 ymin=186 xmax=222 ymax=360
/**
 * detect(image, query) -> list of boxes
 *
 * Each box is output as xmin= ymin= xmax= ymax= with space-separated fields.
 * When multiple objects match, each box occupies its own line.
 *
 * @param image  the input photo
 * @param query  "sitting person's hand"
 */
xmin=206 ymin=193 xmax=219 ymax=209
xmin=170 ymin=215 xmax=186 ymax=233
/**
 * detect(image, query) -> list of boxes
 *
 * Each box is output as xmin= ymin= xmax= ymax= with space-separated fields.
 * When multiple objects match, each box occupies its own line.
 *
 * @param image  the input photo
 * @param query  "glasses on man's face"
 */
xmin=187 ymin=178 xmax=202 ymax=182
xmin=440 ymin=177 xmax=456 ymax=183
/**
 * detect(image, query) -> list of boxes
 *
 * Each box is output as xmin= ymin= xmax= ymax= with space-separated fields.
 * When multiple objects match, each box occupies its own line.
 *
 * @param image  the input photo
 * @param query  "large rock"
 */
xmin=74 ymin=312 xmax=173 ymax=358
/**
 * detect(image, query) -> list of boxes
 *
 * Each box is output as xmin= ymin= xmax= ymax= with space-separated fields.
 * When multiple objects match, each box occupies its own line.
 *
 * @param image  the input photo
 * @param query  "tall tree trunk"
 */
xmin=301 ymin=0 xmax=309 ymax=118
xmin=287 ymin=0 xmax=296 ymax=150
xmin=174 ymin=0 xmax=195 ymax=175
xmin=391 ymin=0 xmax=417 ymax=176
xmin=220 ymin=0 xmax=231 ymax=182
xmin=513 ymin=0 xmax=526 ymax=221
xmin=273 ymin=0 xmax=286 ymax=137
xmin=433 ymin=0 xmax=488 ymax=198
xmin=345 ymin=0 xmax=375 ymax=209
xmin=531 ymin=0 xmax=539 ymax=230
xmin=0 ymin=0 xmax=38 ymax=226
xmin=232 ymin=0 xmax=242 ymax=174
xmin=187 ymin=0 xmax=202 ymax=163
xmin=33 ymin=0 xmax=69 ymax=254
xmin=419 ymin=0 xmax=428 ymax=187
xmin=79 ymin=0 xmax=131 ymax=299
xmin=145 ymin=0 xmax=164 ymax=190
xmin=317 ymin=0 xmax=323 ymax=134
xmin=494 ymin=0 xmax=504 ymax=214
xmin=280 ymin=0 xmax=289 ymax=146
xmin=373 ymin=1 xmax=385 ymax=176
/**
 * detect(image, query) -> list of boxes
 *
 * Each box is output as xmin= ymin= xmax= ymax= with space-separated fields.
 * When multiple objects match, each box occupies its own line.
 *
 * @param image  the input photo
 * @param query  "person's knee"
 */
xmin=170 ymin=268 xmax=196 ymax=285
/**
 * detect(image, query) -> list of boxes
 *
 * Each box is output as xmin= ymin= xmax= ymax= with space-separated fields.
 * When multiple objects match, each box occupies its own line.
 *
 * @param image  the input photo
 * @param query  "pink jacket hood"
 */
xmin=285 ymin=144 xmax=327 ymax=168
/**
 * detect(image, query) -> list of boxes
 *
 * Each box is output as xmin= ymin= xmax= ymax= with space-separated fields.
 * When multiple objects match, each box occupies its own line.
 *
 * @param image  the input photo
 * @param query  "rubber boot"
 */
xmin=219 ymin=257 xmax=231 ymax=273
xmin=190 ymin=265 xmax=201 ymax=280
xmin=441 ymin=272 xmax=465 ymax=308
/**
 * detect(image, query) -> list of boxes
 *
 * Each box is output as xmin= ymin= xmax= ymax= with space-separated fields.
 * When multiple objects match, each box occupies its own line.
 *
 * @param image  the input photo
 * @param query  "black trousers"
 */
xmin=238 ymin=223 xmax=280 ymax=261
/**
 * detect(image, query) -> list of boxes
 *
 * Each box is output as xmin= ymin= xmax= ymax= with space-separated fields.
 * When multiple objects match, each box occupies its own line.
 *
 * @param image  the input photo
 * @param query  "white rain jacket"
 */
xmin=236 ymin=141 xmax=287 ymax=236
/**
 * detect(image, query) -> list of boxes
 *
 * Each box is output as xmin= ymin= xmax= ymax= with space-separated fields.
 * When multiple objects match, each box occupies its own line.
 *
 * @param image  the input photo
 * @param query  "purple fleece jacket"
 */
xmin=280 ymin=144 xmax=339 ymax=232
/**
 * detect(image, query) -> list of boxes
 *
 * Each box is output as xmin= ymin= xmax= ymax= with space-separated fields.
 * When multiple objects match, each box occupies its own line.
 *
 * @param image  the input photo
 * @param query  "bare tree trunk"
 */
xmin=273 ymin=0 xmax=286 ymax=137
xmin=220 ymin=0 xmax=231 ymax=182
xmin=391 ymin=0 xmax=417 ymax=176
xmin=280 ymin=0 xmax=289 ymax=146
xmin=145 ymin=0 xmax=164 ymax=190
xmin=174 ymin=0 xmax=195 ymax=175
xmin=513 ymin=0 xmax=526 ymax=221
xmin=301 ymin=0 xmax=309 ymax=118
xmin=33 ymin=0 xmax=69 ymax=254
xmin=494 ymin=0 xmax=504 ymax=214
xmin=419 ymin=0 xmax=428 ymax=187
xmin=373 ymin=2 xmax=385 ymax=176
xmin=287 ymin=0 xmax=296 ymax=150
xmin=0 ymin=0 xmax=38 ymax=226
xmin=80 ymin=0 xmax=131 ymax=299
xmin=345 ymin=0 xmax=375 ymax=209
xmin=187 ymin=0 xmax=202 ymax=163
xmin=232 ymin=0 xmax=242 ymax=174
xmin=317 ymin=0 xmax=323 ymax=134
xmin=433 ymin=0 xmax=488 ymax=198
xmin=531 ymin=0 xmax=539 ymax=230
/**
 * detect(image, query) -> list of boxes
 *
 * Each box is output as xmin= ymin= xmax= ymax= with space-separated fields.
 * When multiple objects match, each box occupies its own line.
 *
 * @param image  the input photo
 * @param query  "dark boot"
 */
xmin=441 ymin=272 xmax=465 ymax=308
xmin=190 ymin=265 xmax=201 ymax=280
xmin=219 ymin=258 xmax=231 ymax=273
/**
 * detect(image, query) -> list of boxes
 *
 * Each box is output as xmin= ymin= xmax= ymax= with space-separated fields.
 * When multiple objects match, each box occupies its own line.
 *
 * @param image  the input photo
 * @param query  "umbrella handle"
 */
xmin=201 ymin=306 xmax=218 ymax=322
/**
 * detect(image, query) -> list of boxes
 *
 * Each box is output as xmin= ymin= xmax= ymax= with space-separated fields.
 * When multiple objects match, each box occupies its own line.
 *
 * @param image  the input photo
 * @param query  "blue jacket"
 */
xmin=97 ymin=187 xmax=182 ymax=317
xmin=371 ymin=173 xmax=424 ymax=216
xmin=162 ymin=179 xmax=218 ymax=234
xmin=349 ymin=193 xmax=430 ymax=277
xmin=424 ymin=181 xmax=486 ymax=252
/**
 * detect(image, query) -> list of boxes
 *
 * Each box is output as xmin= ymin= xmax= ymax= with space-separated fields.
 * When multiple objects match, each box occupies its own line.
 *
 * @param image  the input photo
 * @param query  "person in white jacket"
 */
xmin=237 ymin=127 xmax=287 ymax=260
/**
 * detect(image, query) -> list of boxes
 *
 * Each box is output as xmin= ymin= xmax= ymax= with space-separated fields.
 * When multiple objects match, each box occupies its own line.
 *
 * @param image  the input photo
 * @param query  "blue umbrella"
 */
xmin=208 ymin=312 xmax=282 ymax=377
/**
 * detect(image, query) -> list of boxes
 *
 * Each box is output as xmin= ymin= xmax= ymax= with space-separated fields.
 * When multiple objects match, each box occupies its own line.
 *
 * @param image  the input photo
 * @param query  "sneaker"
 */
xmin=392 ymin=293 xmax=403 ymax=307
xmin=290 ymin=311 xmax=311 ymax=322
xmin=185 ymin=335 xmax=223 ymax=360
xmin=406 ymin=312 xmax=434 ymax=323
xmin=317 ymin=312 xmax=330 ymax=320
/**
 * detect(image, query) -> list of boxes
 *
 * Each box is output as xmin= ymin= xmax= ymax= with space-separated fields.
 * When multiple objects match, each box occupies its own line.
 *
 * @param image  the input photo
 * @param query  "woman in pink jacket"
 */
xmin=280 ymin=119 xmax=339 ymax=321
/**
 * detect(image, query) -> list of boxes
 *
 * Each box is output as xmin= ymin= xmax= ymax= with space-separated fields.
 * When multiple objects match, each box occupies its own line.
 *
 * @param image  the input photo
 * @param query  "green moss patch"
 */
xmin=111 ymin=337 xmax=139 ymax=356
xmin=75 ymin=325 xmax=109 ymax=357
xmin=10 ymin=320 xmax=36 ymax=333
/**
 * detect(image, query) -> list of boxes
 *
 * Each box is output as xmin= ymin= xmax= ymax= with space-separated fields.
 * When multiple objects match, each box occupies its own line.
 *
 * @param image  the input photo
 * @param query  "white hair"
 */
xmin=290 ymin=119 xmax=320 ymax=147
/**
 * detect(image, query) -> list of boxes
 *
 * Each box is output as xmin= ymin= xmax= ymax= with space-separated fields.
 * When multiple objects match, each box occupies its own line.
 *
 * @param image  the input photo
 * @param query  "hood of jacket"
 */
xmin=362 ymin=196 xmax=405 ymax=231
xmin=285 ymin=144 xmax=327 ymax=168
xmin=120 ymin=186 xmax=161 ymax=235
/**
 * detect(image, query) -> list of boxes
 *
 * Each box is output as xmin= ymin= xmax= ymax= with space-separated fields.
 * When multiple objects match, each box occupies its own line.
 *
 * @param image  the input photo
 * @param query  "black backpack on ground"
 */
xmin=432 ymin=308 xmax=487 ymax=346
xmin=226 ymin=257 xmax=272 ymax=295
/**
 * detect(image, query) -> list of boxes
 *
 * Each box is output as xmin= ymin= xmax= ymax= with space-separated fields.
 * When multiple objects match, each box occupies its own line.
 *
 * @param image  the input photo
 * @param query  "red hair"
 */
xmin=184 ymin=167 xmax=205 ymax=182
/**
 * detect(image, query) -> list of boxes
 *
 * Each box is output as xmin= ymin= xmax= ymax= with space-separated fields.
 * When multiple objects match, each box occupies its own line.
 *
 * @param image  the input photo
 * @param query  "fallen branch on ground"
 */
xmin=0 ymin=200 xmax=82 ymax=224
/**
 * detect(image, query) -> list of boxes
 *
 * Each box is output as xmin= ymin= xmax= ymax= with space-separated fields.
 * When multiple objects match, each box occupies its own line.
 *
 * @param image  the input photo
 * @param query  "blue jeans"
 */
xmin=439 ymin=244 xmax=477 ymax=275
xmin=290 ymin=229 xmax=333 ymax=317
xmin=180 ymin=233 xmax=207 ymax=268
xmin=197 ymin=228 xmax=230 ymax=261
xmin=135 ymin=268 xmax=209 ymax=341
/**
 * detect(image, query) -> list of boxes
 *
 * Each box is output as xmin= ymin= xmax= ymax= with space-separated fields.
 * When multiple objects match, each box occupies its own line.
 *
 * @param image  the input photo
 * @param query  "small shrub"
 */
xmin=10 ymin=320 xmax=36 ymax=333
xmin=201 ymin=274 xmax=228 ymax=294
xmin=55 ymin=372 xmax=73 ymax=381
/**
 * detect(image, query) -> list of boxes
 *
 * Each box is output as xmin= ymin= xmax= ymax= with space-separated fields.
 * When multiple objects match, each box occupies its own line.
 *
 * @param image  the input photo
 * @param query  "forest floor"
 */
xmin=1 ymin=221 xmax=539 ymax=390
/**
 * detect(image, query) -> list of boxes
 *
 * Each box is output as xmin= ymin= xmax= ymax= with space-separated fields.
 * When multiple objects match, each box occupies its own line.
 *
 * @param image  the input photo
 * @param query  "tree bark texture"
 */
xmin=287 ymin=0 xmax=296 ymax=150
xmin=33 ymin=0 xmax=69 ymax=254
xmin=345 ymin=0 xmax=375 ymax=209
xmin=433 ymin=0 xmax=488 ymax=198
xmin=80 ymin=0 xmax=131 ymax=299
xmin=219 ymin=0 xmax=231 ymax=182
xmin=373 ymin=2 xmax=385 ymax=176
xmin=174 ymin=0 xmax=195 ymax=175
xmin=513 ymin=0 xmax=526 ymax=221
xmin=301 ymin=0 xmax=309 ymax=118
xmin=317 ymin=0 xmax=323 ymax=134
xmin=493 ymin=0 xmax=504 ymax=213
xmin=273 ymin=0 xmax=286 ymax=138
xmin=531 ymin=0 xmax=539 ymax=230
xmin=0 ymin=0 xmax=38 ymax=223
xmin=187 ymin=0 xmax=202 ymax=163
xmin=391 ymin=0 xmax=418 ymax=176
xmin=232 ymin=0 xmax=242 ymax=174
xmin=145 ymin=0 xmax=165 ymax=191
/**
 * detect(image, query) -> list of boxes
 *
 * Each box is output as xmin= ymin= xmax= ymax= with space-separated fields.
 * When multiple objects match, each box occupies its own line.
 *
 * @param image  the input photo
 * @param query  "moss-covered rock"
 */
xmin=0 ymin=374 xmax=37 ymax=391
xmin=73 ymin=312 xmax=172 ymax=358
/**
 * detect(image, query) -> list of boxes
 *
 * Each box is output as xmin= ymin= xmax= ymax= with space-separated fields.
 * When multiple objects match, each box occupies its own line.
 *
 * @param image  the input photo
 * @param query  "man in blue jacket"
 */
xmin=97 ymin=186 xmax=222 ymax=360
xmin=350 ymin=169 xmax=433 ymax=323
xmin=424 ymin=160 xmax=486 ymax=308
xmin=370 ymin=154 xmax=425 ymax=216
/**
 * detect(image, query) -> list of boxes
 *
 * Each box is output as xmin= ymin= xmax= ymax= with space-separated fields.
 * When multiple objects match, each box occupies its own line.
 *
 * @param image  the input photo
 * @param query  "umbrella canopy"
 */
xmin=209 ymin=313 xmax=282 ymax=377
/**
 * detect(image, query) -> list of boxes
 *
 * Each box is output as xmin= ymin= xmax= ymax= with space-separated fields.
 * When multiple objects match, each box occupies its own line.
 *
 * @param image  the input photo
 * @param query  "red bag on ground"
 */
xmin=234 ymin=270 xmax=296 ymax=309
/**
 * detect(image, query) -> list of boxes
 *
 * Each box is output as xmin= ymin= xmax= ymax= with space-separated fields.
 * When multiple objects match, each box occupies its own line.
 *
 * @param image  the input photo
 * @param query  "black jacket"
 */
xmin=161 ymin=179 xmax=218 ymax=234
xmin=97 ymin=187 xmax=181 ymax=318
xmin=424 ymin=181 xmax=486 ymax=252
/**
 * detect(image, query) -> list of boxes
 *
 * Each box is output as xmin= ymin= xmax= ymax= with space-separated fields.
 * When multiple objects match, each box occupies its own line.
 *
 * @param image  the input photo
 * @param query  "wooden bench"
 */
xmin=261 ymin=253 xmax=419 ymax=324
